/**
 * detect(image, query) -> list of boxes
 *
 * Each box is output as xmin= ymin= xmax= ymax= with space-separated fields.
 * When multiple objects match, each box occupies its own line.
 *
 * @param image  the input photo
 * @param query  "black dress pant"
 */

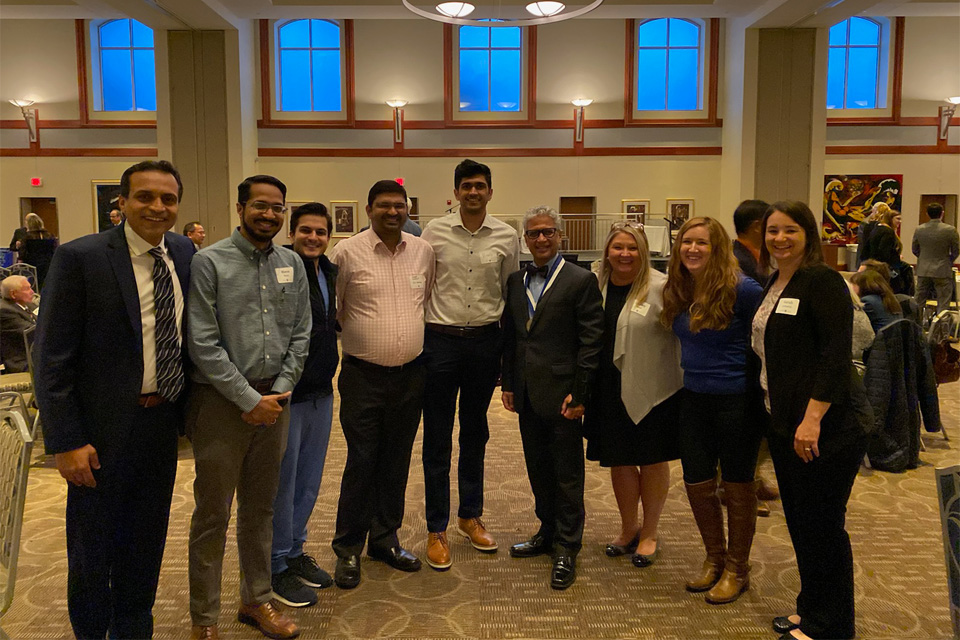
xmin=421 ymin=327 xmax=502 ymax=533
xmin=66 ymin=403 xmax=179 ymax=640
xmin=332 ymin=356 xmax=425 ymax=557
xmin=517 ymin=393 xmax=585 ymax=553
xmin=769 ymin=432 xmax=866 ymax=640
xmin=677 ymin=389 xmax=762 ymax=484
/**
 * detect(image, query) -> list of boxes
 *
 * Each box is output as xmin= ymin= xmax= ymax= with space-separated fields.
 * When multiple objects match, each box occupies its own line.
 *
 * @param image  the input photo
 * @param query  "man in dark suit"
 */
xmin=732 ymin=199 xmax=768 ymax=285
xmin=35 ymin=160 xmax=194 ymax=639
xmin=0 ymin=275 xmax=36 ymax=373
xmin=500 ymin=205 xmax=603 ymax=590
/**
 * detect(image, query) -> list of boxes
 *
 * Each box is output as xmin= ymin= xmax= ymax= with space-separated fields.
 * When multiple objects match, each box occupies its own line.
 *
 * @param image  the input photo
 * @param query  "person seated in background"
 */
xmin=109 ymin=209 xmax=124 ymax=226
xmin=843 ymin=279 xmax=876 ymax=361
xmin=732 ymin=199 xmax=768 ymax=285
xmin=850 ymin=269 xmax=903 ymax=333
xmin=0 ymin=275 xmax=37 ymax=373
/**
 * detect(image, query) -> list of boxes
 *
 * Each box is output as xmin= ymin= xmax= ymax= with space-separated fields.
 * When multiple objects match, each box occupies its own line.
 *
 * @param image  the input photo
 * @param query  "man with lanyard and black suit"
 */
xmin=420 ymin=159 xmax=520 ymax=570
xmin=500 ymin=205 xmax=604 ymax=590
xmin=35 ymin=160 xmax=194 ymax=639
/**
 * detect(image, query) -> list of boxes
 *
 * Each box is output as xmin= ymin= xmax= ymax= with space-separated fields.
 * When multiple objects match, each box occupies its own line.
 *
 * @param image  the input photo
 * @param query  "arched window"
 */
xmin=458 ymin=23 xmax=522 ymax=112
xmin=827 ymin=17 xmax=889 ymax=110
xmin=90 ymin=18 xmax=156 ymax=112
xmin=275 ymin=19 xmax=343 ymax=112
xmin=636 ymin=18 xmax=703 ymax=111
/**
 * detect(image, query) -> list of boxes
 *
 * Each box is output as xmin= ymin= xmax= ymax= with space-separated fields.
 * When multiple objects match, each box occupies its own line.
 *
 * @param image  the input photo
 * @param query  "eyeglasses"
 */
xmin=524 ymin=227 xmax=558 ymax=239
xmin=247 ymin=201 xmax=287 ymax=215
xmin=611 ymin=220 xmax=645 ymax=231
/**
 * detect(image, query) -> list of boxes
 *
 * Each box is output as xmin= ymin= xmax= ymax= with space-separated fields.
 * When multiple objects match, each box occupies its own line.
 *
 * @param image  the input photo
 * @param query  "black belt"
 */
xmin=426 ymin=322 xmax=499 ymax=338
xmin=138 ymin=393 xmax=168 ymax=408
xmin=247 ymin=376 xmax=279 ymax=394
xmin=343 ymin=354 xmax=421 ymax=373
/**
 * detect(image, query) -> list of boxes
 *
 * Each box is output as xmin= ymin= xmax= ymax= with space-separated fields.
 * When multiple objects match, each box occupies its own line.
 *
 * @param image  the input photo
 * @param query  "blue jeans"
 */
xmin=271 ymin=394 xmax=334 ymax=574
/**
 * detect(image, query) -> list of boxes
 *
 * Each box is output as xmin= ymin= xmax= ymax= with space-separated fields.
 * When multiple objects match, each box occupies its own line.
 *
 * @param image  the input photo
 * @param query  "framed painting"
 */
xmin=331 ymin=201 xmax=358 ymax=237
xmin=92 ymin=180 xmax=123 ymax=232
xmin=408 ymin=196 xmax=419 ymax=223
xmin=621 ymin=199 xmax=650 ymax=225
xmin=823 ymin=174 xmax=902 ymax=244
xmin=666 ymin=199 xmax=694 ymax=225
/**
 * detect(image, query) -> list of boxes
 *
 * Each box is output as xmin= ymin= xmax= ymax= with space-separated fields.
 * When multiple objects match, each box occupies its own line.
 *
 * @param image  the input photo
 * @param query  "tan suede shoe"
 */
xmin=237 ymin=601 xmax=299 ymax=639
xmin=427 ymin=531 xmax=452 ymax=570
xmin=190 ymin=624 xmax=219 ymax=640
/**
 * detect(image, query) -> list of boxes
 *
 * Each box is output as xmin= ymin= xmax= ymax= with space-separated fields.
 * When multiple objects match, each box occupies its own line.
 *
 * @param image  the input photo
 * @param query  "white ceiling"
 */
xmin=0 ymin=0 xmax=956 ymax=30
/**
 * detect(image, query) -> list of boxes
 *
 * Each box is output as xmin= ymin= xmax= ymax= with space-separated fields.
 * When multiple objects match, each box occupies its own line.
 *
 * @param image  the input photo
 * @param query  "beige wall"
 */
xmin=0 ymin=20 xmax=80 ymax=121
xmin=900 ymin=17 xmax=960 ymax=118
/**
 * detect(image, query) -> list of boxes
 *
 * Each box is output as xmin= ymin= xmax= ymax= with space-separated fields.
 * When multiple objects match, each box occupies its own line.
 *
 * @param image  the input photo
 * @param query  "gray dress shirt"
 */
xmin=188 ymin=229 xmax=311 ymax=413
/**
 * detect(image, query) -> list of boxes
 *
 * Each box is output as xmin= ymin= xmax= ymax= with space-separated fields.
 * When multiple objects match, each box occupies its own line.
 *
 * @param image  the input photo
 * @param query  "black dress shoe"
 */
xmin=604 ymin=532 xmax=640 ymax=557
xmin=772 ymin=616 xmax=800 ymax=634
xmin=335 ymin=555 xmax=361 ymax=589
xmin=510 ymin=534 xmax=553 ymax=558
xmin=367 ymin=546 xmax=422 ymax=572
xmin=550 ymin=555 xmax=576 ymax=590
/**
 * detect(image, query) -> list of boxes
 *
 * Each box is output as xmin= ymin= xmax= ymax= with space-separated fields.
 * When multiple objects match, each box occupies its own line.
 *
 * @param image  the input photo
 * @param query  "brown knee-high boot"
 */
xmin=684 ymin=478 xmax=726 ymax=592
xmin=706 ymin=480 xmax=758 ymax=604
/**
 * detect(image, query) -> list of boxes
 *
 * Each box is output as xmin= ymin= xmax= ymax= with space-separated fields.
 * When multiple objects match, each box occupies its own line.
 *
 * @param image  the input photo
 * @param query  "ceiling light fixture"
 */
xmin=403 ymin=0 xmax=604 ymax=27
xmin=8 ymin=99 xmax=38 ymax=143
xmin=436 ymin=2 xmax=475 ymax=17
xmin=939 ymin=97 xmax=960 ymax=141
xmin=526 ymin=2 xmax=565 ymax=17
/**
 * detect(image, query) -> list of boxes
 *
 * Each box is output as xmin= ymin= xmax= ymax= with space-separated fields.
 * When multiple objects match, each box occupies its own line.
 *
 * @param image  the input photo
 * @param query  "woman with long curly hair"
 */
xmin=584 ymin=223 xmax=682 ymax=568
xmin=660 ymin=217 xmax=764 ymax=604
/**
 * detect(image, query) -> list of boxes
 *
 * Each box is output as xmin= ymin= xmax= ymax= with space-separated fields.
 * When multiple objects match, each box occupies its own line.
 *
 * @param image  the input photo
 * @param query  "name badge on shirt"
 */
xmin=409 ymin=274 xmax=426 ymax=289
xmin=275 ymin=267 xmax=294 ymax=284
xmin=480 ymin=250 xmax=499 ymax=264
xmin=632 ymin=301 xmax=651 ymax=317
xmin=775 ymin=297 xmax=800 ymax=316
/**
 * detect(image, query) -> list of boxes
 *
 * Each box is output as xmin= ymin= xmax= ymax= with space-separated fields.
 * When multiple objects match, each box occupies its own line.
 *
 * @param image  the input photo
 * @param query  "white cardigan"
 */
xmin=604 ymin=269 xmax=684 ymax=424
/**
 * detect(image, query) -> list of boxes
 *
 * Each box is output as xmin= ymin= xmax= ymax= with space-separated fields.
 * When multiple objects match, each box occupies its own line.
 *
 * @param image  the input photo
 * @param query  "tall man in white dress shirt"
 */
xmin=420 ymin=159 xmax=520 ymax=570
xmin=330 ymin=179 xmax=436 ymax=589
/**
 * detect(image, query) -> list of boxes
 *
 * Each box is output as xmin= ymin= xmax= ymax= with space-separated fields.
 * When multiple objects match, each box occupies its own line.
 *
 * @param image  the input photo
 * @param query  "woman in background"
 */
xmin=661 ymin=217 xmax=764 ymax=604
xmin=753 ymin=201 xmax=868 ymax=640
xmin=850 ymin=269 xmax=903 ymax=333
xmin=585 ymin=223 xmax=682 ymax=568
xmin=18 ymin=212 xmax=58 ymax=291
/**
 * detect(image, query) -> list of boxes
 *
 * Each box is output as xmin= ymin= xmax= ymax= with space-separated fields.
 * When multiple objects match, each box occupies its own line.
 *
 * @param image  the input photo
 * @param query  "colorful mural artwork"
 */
xmin=822 ymin=174 xmax=902 ymax=244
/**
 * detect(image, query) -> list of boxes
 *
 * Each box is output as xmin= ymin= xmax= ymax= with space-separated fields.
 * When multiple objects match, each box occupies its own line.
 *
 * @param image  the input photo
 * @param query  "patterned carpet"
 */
xmin=1 ymin=378 xmax=957 ymax=639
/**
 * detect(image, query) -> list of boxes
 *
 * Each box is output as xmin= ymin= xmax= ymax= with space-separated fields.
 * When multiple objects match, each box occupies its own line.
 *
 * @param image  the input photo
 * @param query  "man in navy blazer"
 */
xmin=500 ymin=205 xmax=604 ymax=590
xmin=35 ymin=160 xmax=194 ymax=639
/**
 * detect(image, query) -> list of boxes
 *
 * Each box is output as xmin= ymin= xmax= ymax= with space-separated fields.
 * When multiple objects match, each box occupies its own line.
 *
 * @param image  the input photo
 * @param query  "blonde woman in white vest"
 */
xmin=584 ymin=222 xmax=683 ymax=568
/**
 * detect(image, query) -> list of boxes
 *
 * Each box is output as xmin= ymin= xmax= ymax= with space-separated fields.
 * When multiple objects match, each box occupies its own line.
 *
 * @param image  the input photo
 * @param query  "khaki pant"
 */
xmin=187 ymin=383 xmax=289 ymax=626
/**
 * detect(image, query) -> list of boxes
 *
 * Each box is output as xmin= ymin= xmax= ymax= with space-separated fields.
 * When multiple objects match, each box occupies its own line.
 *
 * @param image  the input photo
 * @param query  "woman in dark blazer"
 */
xmin=751 ymin=201 xmax=869 ymax=640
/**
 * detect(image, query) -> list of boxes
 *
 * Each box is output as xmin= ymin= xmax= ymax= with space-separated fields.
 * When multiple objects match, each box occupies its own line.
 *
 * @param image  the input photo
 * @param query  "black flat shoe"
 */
xmin=605 ymin=532 xmax=640 ymax=557
xmin=631 ymin=540 xmax=660 ymax=567
xmin=510 ymin=534 xmax=553 ymax=558
xmin=550 ymin=555 xmax=576 ymax=590
xmin=772 ymin=616 xmax=800 ymax=634
xmin=334 ymin=555 xmax=361 ymax=589
xmin=368 ymin=546 xmax=422 ymax=572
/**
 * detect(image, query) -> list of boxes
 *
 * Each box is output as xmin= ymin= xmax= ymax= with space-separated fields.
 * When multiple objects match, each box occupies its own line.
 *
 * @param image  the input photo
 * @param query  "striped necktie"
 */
xmin=148 ymin=246 xmax=183 ymax=402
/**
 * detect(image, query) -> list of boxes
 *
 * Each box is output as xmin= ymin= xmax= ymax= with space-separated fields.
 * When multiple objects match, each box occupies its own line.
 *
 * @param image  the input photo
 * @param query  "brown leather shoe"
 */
xmin=426 ymin=531 xmax=452 ymax=570
xmin=757 ymin=477 xmax=780 ymax=501
xmin=238 ymin=601 xmax=300 ymax=639
xmin=190 ymin=625 xmax=219 ymax=640
xmin=456 ymin=517 xmax=498 ymax=552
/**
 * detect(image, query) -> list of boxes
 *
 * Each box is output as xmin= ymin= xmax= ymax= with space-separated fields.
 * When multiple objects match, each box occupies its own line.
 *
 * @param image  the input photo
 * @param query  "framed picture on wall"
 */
xmin=666 ymin=199 xmax=694 ymax=225
xmin=408 ymin=196 xmax=419 ymax=223
xmin=621 ymin=199 xmax=650 ymax=225
xmin=92 ymin=180 xmax=123 ymax=233
xmin=286 ymin=201 xmax=310 ymax=234
xmin=331 ymin=201 xmax=358 ymax=236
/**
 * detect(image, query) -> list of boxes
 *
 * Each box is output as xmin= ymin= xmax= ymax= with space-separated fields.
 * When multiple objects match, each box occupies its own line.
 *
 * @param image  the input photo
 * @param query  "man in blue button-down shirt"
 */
xmin=186 ymin=175 xmax=310 ymax=640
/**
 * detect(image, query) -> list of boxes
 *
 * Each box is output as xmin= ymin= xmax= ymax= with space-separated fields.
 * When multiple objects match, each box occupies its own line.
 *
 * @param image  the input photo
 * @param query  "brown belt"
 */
xmin=248 ymin=376 xmax=279 ymax=394
xmin=138 ymin=393 xmax=168 ymax=408
xmin=426 ymin=322 xmax=500 ymax=338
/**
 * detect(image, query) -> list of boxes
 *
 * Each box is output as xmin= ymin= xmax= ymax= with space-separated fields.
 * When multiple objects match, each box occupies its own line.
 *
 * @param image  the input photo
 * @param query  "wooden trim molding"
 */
xmin=1 ymin=147 xmax=158 ymax=157
xmin=258 ymin=146 xmax=723 ymax=158
xmin=441 ymin=23 xmax=538 ymax=128
xmin=257 ymin=18 xmax=357 ymax=127
xmin=624 ymin=18 xmax=721 ymax=127
xmin=826 ymin=145 xmax=959 ymax=155
xmin=0 ymin=119 xmax=155 ymax=130
xmin=826 ymin=16 xmax=905 ymax=126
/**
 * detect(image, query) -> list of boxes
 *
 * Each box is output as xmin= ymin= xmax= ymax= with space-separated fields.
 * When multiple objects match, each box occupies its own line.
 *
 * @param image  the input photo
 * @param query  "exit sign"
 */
xmin=30 ymin=177 xmax=42 ymax=187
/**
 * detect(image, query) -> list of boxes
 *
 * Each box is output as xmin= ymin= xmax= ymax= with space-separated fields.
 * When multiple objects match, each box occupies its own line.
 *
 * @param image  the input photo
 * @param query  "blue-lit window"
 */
xmin=275 ymin=19 xmax=342 ymax=112
xmin=90 ymin=19 xmax=156 ymax=112
xmin=636 ymin=18 xmax=703 ymax=111
xmin=458 ymin=23 xmax=522 ymax=112
xmin=827 ymin=17 xmax=889 ymax=110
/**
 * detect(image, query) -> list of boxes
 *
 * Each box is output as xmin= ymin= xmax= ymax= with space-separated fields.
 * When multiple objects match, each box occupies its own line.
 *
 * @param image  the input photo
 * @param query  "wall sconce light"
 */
xmin=571 ymin=98 xmax=592 ymax=143
xmin=939 ymin=96 xmax=960 ymax=141
xmin=386 ymin=99 xmax=408 ymax=143
xmin=9 ymin=99 xmax=37 ymax=143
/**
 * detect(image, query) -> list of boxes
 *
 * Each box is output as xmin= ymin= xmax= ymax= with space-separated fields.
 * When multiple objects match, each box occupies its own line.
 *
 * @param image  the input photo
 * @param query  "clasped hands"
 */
xmin=241 ymin=392 xmax=291 ymax=426
xmin=501 ymin=391 xmax=584 ymax=420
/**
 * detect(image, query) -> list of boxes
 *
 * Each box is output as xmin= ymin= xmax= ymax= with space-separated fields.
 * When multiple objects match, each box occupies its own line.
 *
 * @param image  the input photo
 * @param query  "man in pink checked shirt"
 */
xmin=329 ymin=179 xmax=436 ymax=589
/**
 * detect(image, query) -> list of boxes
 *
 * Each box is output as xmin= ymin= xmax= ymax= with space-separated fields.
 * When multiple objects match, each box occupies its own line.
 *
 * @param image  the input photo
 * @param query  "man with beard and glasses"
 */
xmin=186 ymin=175 xmax=311 ymax=640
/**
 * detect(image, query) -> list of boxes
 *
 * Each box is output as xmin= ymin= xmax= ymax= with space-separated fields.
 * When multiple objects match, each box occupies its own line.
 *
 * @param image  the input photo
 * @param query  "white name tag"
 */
xmin=480 ymin=250 xmax=499 ymax=264
xmin=409 ymin=274 xmax=426 ymax=289
xmin=275 ymin=267 xmax=294 ymax=284
xmin=775 ymin=297 xmax=800 ymax=316
xmin=632 ymin=301 xmax=650 ymax=317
